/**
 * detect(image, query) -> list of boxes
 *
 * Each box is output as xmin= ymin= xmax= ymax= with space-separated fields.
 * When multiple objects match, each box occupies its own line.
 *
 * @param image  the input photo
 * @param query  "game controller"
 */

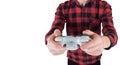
xmin=55 ymin=35 xmax=91 ymax=50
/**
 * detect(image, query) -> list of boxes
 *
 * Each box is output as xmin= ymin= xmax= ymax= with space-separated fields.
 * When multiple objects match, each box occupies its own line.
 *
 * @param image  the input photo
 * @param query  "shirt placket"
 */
xmin=81 ymin=6 xmax=85 ymax=32
xmin=80 ymin=6 xmax=89 ymax=65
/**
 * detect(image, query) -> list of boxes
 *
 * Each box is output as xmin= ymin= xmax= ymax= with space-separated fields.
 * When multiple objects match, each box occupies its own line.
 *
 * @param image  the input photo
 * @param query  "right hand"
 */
xmin=47 ymin=29 xmax=66 ymax=55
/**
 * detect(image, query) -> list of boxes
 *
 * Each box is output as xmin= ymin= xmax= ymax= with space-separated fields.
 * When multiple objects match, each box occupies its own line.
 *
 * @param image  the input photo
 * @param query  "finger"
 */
xmin=47 ymin=43 xmax=66 ymax=52
xmin=51 ymin=49 xmax=66 ymax=55
xmin=47 ymin=33 xmax=55 ymax=43
xmin=49 ymin=47 xmax=66 ymax=55
xmin=83 ymin=30 xmax=95 ymax=36
xmin=85 ymin=44 xmax=102 ymax=52
xmin=85 ymin=49 xmax=103 ymax=56
xmin=47 ymin=33 xmax=63 ymax=48
xmin=80 ymin=39 xmax=98 ymax=50
xmin=49 ymin=41 xmax=63 ymax=48
xmin=48 ymin=46 xmax=64 ymax=52
xmin=54 ymin=29 xmax=62 ymax=37
xmin=81 ymin=30 xmax=100 ymax=49
xmin=82 ymin=30 xmax=98 ymax=38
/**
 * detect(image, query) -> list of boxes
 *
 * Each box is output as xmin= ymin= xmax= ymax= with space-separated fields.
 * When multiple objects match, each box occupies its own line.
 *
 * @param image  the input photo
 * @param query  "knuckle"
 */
xmin=47 ymin=37 xmax=51 ymax=42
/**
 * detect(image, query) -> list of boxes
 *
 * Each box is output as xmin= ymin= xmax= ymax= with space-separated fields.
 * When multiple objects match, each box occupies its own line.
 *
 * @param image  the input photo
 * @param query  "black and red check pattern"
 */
xmin=45 ymin=0 xmax=118 ymax=64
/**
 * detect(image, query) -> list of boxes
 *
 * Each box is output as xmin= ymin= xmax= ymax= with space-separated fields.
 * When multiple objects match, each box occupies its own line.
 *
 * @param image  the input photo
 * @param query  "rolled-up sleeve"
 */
xmin=101 ymin=3 xmax=118 ymax=50
xmin=45 ymin=4 xmax=66 ymax=45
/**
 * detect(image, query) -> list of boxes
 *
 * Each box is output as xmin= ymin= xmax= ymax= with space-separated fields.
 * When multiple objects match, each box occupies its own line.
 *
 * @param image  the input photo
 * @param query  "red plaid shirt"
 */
xmin=45 ymin=0 xmax=118 ymax=64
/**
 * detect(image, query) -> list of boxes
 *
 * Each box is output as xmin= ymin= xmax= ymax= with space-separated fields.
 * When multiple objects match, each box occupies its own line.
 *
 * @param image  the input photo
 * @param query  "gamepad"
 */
xmin=55 ymin=35 xmax=91 ymax=50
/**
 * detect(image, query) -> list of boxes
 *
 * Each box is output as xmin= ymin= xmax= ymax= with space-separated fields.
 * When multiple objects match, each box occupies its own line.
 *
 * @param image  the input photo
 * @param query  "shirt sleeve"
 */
xmin=45 ymin=4 xmax=66 ymax=45
xmin=101 ymin=3 xmax=118 ymax=50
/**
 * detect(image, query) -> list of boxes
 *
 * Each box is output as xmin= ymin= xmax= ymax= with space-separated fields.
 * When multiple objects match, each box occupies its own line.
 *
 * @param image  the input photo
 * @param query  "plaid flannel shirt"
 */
xmin=45 ymin=0 xmax=118 ymax=64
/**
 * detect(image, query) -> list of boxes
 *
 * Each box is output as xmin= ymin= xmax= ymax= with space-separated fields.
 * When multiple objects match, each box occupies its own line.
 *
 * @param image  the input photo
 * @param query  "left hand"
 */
xmin=80 ymin=30 xmax=110 ymax=56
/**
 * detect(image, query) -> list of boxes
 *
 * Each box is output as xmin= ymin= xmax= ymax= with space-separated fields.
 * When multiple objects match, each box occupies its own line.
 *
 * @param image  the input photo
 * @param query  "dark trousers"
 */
xmin=68 ymin=59 xmax=100 ymax=65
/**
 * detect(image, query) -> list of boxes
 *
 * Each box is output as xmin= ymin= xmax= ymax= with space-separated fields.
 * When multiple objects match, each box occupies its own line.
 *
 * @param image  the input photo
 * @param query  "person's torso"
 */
xmin=60 ymin=0 xmax=108 ymax=64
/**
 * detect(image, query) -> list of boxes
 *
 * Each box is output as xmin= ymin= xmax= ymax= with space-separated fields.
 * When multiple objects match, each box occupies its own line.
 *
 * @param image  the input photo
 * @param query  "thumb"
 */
xmin=82 ymin=30 xmax=95 ymax=36
xmin=82 ymin=30 xmax=99 ymax=39
xmin=54 ymin=29 xmax=62 ymax=37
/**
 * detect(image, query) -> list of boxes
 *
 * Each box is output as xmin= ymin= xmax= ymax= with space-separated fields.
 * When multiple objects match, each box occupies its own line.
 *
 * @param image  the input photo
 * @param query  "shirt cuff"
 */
xmin=104 ymin=43 xmax=113 ymax=50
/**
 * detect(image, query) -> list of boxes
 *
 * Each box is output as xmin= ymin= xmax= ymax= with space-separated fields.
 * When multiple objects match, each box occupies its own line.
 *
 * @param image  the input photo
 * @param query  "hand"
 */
xmin=80 ymin=30 xmax=110 ymax=56
xmin=47 ymin=29 xmax=66 ymax=55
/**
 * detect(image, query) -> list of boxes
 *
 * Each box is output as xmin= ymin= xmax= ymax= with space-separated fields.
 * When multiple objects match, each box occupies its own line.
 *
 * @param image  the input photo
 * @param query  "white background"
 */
xmin=0 ymin=0 xmax=119 ymax=65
